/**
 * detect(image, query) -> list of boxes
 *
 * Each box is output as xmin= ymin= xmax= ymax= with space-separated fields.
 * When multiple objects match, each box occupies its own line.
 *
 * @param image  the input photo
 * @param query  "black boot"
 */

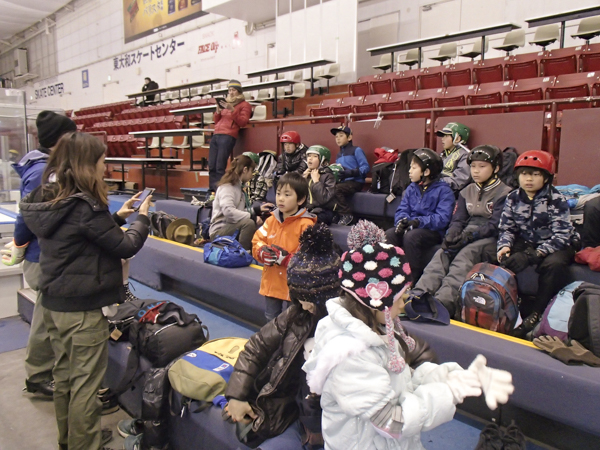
xmin=24 ymin=379 xmax=54 ymax=397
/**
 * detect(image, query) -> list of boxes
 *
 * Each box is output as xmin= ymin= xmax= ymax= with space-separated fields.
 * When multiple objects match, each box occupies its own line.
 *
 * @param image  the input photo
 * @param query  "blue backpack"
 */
xmin=203 ymin=231 xmax=253 ymax=268
xmin=533 ymin=281 xmax=584 ymax=341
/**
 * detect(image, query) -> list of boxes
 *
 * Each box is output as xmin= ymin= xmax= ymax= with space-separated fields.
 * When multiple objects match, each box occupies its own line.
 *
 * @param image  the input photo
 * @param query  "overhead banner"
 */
xmin=123 ymin=0 xmax=207 ymax=44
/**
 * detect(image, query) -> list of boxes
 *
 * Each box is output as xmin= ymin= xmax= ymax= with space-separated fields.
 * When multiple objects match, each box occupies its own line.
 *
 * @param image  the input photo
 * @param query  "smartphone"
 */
xmin=216 ymin=97 xmax=228 ymax=108
xmin=132 ymin=188 xmax=155 ymax=211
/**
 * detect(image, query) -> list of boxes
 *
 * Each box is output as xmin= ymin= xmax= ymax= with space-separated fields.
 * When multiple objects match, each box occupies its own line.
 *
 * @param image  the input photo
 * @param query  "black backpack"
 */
xmin=149 ymin=211 xmax=177 ymax=239
xmin=570 ymin=283 xmax=600 ymax=357
xmin=498 ymin=147 xmax=519 ymax=188
xmin=371 ymin=162 xmax=403 ymax=197
xmin=396 ymin=148 xmax=417 ymax=192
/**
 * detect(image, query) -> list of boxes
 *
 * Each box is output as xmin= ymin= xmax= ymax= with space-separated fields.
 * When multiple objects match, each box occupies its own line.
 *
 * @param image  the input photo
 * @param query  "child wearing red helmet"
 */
xmin=497 ymin=150 xmax=579 ymax=336
xmin=274 ymin=131 xmax=309 ymax=181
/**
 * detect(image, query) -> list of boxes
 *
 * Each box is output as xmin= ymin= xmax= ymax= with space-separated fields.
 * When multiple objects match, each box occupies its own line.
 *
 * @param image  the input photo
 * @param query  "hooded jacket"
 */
xmin=497 ymin=183 xmax=577 ymax=255
xmin=252 ymin=208 xmax=316 ymax=300
xmin=12 ymin=149 xmax=50 ymax=262
xmin=440 ymin=146 xmax=470 ymax=193
xmin=303 ymin=297 xmax=460 ymax=450
xmin=20 ymin=185 xmax=150 ymax=312
xmin=214 ymin=100 xmax=252 ymax=139
xmin=307 ymin=167 xmax=337 ymax=212
xmin=394 ymin=179 xmax=455 ymax=234
xmin=335 ymin=143 xmax=370 ymax=183
xmin=275 ymin=144 xmax=309 ymax=177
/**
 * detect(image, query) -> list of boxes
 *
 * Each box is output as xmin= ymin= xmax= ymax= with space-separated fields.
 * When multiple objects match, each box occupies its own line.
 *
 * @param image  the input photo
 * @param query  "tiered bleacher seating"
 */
xmin=75 ymin=99 xmax=133 ymax=116
xmin=72 ymin=112 xmax=112 ymax=128
xmin=91 ymin=115 xmax=183 ymax=134
xmin=116 ymin=98 xmax=214 ymax=120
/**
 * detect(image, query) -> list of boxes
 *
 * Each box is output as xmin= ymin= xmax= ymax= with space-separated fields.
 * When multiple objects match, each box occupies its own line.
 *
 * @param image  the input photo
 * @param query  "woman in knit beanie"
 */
xmin=303 ymin=220 xmax=514 ymax=450
xmin=223 ymin=223 xmax=340 ymax=447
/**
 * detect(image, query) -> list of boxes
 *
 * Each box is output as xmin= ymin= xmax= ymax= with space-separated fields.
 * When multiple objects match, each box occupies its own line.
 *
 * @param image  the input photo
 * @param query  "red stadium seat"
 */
xmin=379 ymin=91 xmax=415 ymax=119
xmin=505 ymin=53 xmax=539 ymax=81
xmin=405 ymin=88 xmax=445 ymax=118
xmin=473 ymin=57 xmax=507 ymax=84
xmin=545 ymin=72 xmax=599 ymax=111
xmin=417 ymin=66 xmax=444 ymax=89
xmin=331 ymin=96 xmax=365 ymax=116
xmin=504 ymin=76 xmax=555 ymax=112
xmin=467 ymin=80 xmax=514 ymax=114
xmin=349 ymin=75 xmax=379 ymax=96
xmin=540 ymin=54 xmax=578 ymax=77
xmin=353 ymin=94 xmax=389 ymax=120
xmin=370 ymin=79 xmax=392 ymax=94
xmin=310 ymin=98 xmax=341 ymax=123
xmin=436 ymin=85 xmax=478 ymax=116
xmin=579 ymin=48 xmax=600 ymax=73
xmin=444 ymin=62 xmax=475 ymax=86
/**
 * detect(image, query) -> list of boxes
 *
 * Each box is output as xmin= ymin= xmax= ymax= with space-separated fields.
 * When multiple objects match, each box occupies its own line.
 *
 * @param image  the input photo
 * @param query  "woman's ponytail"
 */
xmin=218 ymin=154 xmax=255 ymax=186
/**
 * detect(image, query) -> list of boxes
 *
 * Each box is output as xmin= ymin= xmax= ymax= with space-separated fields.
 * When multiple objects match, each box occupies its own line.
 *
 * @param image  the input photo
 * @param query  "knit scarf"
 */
xmin=225 ymin=93 xmax=246 ymax=107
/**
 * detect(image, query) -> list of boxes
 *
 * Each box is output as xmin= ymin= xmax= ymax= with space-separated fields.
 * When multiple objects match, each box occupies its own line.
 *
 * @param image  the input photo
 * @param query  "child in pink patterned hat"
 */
xmin=303 ymin=220 xmax=514 ymax=450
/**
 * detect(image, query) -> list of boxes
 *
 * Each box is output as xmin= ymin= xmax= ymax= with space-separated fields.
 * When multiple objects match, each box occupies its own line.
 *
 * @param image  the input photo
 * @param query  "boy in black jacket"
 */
xmin=304 ymin=145 xmax=337 ymax=225
xmin=411 ymin=145 xmax=512 ymax=318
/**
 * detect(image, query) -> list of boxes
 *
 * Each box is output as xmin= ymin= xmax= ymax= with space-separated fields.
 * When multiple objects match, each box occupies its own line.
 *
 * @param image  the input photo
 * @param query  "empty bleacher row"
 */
xmin=74 ymin=99 xmax=134 ymax=116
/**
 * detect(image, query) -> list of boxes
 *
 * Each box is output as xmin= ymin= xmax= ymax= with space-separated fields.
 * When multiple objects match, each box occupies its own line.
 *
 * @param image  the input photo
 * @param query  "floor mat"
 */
xmin=0 ymin=316 xmax=30 ymax=354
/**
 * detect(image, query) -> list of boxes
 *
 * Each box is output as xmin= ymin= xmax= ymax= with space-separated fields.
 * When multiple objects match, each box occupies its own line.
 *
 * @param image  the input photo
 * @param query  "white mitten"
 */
xmin=468 ymin=354 xmax=514 ymax=410
xmin=1 ymin=240 xmax=28 ymax=266
xmin=445 ymin=369 xmax=482 ymax=404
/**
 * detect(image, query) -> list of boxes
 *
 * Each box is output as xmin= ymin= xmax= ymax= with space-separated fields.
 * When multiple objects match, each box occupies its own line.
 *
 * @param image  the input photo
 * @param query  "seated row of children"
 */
xmin=209 ymin=135 xmax=579 ymax=337
xmin=243 ymin=122 xmax=473 ymax=227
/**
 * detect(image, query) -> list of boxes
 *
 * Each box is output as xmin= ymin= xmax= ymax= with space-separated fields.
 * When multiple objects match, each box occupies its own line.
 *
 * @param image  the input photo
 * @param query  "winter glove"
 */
xmin=406 ymin=219 xmax=420 ymax=230
xmin=262 ymin=245 xmax=291 ymax=267
xmin=446 ymin=231 xmax=477 ymax=252
xmin=445 ymin=369 xmax=482 ymax=405
xmin=441 ymin=229 xmax=462 ymax=250
xmin=257 ymin=245 xmax=277 ymax=266
xmin=523 ymin=247 xmax=544 ymax=266
xmin=1 ymin=240 xmax=29 ymax=266
xmin=345 ymin=168 xmax=360 ymax=178
xmin=533 ymin=336 xmax=600 ymax=367
xmin=501 ymin=252 xmax=530 ymax=273
xmin=395 ymin=218 xmax=409 ymax=235
xmin=468 ymin=354 xmax=514 ymax=410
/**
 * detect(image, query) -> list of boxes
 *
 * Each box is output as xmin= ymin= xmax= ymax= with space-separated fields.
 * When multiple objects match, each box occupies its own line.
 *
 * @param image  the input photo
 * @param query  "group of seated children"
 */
xmin=219 ymin=222 xmax=514 ymax=450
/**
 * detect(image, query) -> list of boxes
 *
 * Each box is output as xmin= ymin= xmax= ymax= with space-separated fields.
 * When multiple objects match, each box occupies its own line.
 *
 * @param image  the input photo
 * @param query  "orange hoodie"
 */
xmin=252 ymin=208 xmax=316 ymax=301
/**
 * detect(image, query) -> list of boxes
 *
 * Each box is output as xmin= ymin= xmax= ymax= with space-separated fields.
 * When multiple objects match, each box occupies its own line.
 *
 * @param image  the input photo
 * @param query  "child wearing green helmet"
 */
xmin=303 ymin=145 xmax=338 ymax=225
xmin=435 ymin=122 xmax=471 ymax=193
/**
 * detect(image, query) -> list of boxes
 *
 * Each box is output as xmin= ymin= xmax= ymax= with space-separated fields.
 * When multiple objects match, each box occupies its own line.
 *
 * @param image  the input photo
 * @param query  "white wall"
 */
xmin=21 ymin=0 xmax=600 ymax=110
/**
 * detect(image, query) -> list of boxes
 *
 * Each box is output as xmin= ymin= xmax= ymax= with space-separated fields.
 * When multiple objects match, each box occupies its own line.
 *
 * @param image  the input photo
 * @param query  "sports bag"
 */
xmin=129 ymin=302 xmax=209 ymax=367
xmin=569 ymin=282 xmax=600 ymax=357
xmin=168 ymin=337 xmax=248 ymax=402
xmin=149 ymin=211 xmax=177 ymax=238
xmin=107 ymin=299 xmax=166 ymax=341
xmin=204 ymin=231 xmax=253 ymax=268
xmin=459 ymin=263 xmax=519 ymax=334
xmin=533 ymin=281 xmax=584 ymax=340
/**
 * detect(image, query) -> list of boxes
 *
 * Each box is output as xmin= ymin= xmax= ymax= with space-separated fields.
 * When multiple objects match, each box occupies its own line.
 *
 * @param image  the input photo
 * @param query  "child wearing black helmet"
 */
xmin=384 ymin=148 xmax=455 ymax=282
xmin=410 ymin=145 xmax=513 ymax=318
xmin=497 ymin=150 xmax=578 ymax=335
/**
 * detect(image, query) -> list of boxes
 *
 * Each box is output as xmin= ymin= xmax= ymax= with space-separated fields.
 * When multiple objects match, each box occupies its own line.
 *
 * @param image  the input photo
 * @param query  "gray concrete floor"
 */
xmin=0 ymin=347 xmax=131 ymax=450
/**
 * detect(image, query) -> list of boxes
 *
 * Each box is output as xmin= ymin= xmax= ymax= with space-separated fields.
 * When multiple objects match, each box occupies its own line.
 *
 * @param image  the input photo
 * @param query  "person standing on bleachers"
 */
xmin=209 ymin=80 xmax=252 ymax=192
xmin=274 ymin=131 xmax=309 ymax=183
xmin=410 ymin=145 xmax=512 ymax=318
xmin=384 ymin=148 xmax=455 ymax=283
xmin=253 ymin=172 xmax=316 ymax=321
xmin=330 ymin=126 xmax=370 ymax=226
xmin=209 ymin=154 xmax=273 ymax=250
xmin=497 ymin=150 xmax=579 ymax=336
xmin=140 ymin=77 xmax=159 ymax=106
xmin=2 ymin=111 xmax=76 ymax=398
xmin=436 ymin=122 xmax=471 ymax=194
xmin=304 ymin=145 xmax=338 ymax=225
xmin=20 ymin=132 xmax=152 ymax=450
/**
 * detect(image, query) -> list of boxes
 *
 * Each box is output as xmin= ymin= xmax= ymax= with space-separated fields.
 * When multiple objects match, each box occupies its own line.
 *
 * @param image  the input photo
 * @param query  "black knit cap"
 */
xmin=36 ymin=111 xmax=77 ymax=149
xmin=287 ymin=223 xmax=341 ymax=305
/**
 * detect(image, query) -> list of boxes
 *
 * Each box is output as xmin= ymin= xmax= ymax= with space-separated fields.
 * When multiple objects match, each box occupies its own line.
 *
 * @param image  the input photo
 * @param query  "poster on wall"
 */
xmin=123 ymin=0 xmax=206 ymax=44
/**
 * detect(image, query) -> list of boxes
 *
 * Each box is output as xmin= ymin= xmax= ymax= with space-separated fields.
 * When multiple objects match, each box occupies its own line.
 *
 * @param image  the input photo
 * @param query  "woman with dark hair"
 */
xmin=20 ymin=132 xmax=152 ymax=450
xmin=209 ymin=154 xmax=272 ymax=250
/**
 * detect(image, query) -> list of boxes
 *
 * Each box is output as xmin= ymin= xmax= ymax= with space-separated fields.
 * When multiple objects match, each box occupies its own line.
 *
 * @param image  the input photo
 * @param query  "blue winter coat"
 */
xmin=394 ymin=179 xmax=455 ymax=234
xmin=12 ymin=149 xmax=49 ymax=262
xmin=335 ymin=143 xmax=370 ymax=183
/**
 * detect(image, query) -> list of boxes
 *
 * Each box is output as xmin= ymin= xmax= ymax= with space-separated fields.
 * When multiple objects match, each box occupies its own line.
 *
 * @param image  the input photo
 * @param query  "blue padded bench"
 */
xmin=401 ymin=319 xmax=600 ymax=438
xmin=516 ymin=263 xmax=600 ymax=296
xmin=129 ymin=236 xmax=267 ymax=327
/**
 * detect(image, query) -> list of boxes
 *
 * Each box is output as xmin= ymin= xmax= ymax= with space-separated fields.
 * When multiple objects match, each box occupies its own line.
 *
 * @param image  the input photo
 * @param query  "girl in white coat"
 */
xmin=303 ymin=221 xmax=514 ymax=450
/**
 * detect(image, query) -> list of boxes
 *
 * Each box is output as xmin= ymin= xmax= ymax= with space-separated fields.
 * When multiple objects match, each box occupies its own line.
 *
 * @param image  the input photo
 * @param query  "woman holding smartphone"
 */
xmin=209 ymin=79 xmax=252 ymax=192
xmin=20 ymin=132 xmax=152 ymax=450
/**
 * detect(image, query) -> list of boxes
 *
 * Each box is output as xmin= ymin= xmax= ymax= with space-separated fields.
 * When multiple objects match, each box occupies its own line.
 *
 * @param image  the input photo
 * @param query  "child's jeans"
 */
xmin=265 ymin=296 xmax=289 ymax=322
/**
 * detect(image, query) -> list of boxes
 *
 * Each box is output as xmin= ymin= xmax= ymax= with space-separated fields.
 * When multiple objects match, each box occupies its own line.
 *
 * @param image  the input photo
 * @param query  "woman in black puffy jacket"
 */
xmin=20 ymin=132 xmax=152 ymax=450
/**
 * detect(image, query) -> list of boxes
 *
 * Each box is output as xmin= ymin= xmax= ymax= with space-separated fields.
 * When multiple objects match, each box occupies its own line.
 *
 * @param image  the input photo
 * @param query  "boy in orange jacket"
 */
xmin=252 ymin=172 xmax=316 ymax=321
